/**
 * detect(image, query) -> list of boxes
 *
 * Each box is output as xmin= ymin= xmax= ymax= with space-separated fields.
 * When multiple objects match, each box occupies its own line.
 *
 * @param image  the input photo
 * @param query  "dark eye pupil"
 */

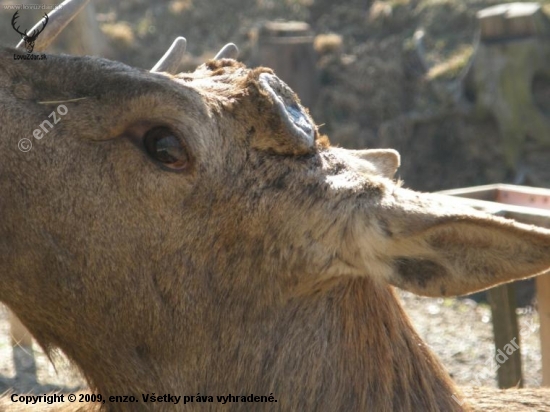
xmin=154 ymin=136 xmax=183 ymax=163
xmin=144 ymin=127 xmax=189 ymax=169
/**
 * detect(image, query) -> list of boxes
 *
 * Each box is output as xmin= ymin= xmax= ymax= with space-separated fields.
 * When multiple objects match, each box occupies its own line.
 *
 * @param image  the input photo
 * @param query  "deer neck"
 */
xmin=142 ymin=275 xmax=464 ymax=411
xmin=43 ymin=270 xmax=465 ymax=411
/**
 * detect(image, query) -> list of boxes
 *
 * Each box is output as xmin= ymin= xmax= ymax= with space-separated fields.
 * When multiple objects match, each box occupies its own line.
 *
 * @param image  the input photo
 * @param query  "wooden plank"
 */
xmin=435 ymin=193 xmax=550 ymax=224
xmin=438 ymin=184 xmax=499 ymax=201
xmin=477 ymin=3 xmax=550 ymax=40
xmin=439 ymin=183 xmax=550 ymax=204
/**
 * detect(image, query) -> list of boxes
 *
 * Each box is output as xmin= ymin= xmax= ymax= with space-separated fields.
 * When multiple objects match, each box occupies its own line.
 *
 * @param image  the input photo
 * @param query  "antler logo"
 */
xmin=11 ymin=11 xmax=49 ymax=54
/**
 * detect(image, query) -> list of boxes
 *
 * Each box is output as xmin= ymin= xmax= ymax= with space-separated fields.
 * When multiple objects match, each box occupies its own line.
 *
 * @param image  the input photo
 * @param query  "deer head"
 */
xmin=2 ymin=1 xmax=550 ymax=410
xmin=11 ymin=11 xmax=49 ymax=53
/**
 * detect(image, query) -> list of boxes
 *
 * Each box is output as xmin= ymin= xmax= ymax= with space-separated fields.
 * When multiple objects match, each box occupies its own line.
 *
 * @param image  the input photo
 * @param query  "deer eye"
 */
xmin=143 ymin=127 xmax=189 ymax=170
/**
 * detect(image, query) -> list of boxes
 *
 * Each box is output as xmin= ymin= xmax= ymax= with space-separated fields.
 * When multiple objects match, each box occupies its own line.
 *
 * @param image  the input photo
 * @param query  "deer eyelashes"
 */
xmin=143 ymin=127 xmax=190 ymax=171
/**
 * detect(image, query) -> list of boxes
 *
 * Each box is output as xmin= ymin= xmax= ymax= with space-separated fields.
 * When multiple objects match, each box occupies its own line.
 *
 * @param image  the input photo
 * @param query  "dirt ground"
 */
xmin=0 ymin=0 xmax=549 ymax=399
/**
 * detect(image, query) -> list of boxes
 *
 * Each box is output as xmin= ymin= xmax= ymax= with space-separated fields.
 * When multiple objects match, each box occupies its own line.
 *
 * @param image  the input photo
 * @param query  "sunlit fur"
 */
xmin=2 ymin=47 xmax=550 ymax=412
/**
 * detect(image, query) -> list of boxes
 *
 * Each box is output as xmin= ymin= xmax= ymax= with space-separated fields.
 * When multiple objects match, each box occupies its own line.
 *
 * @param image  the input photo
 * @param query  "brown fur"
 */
xmin=2 ymin=45 xmax=550 ymax=412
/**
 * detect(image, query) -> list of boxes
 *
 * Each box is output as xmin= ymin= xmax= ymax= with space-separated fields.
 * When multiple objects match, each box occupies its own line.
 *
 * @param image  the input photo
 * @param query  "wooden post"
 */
xmin=463 ymin=3 xmax=550 ymax=166
xmin=488 ymin=284 xmax=523 ymax=388
xmin=537 ymin=273 xmax=550 ymax=386
xmin=9 ymin=309 xmax=37 ymax=378
xmin=9 ymin=310 xmax=32 ymax=349
xmin=251 ymin=21 xmax=318 ymax=108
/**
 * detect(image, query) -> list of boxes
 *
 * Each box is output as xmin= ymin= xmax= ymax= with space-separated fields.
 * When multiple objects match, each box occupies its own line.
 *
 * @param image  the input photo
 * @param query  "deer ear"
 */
xmin=378 ymin=190 xmax=550 ymax=297
xmin=351 ymin=149 xmax=400 ymax=179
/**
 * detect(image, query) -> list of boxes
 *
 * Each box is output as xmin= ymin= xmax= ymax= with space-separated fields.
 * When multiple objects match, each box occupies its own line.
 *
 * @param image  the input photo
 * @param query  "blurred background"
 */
xmin=1 ymin=0 xmax=550 ymax=397
xmin=2 ymin=0 xmax=549 ymax=192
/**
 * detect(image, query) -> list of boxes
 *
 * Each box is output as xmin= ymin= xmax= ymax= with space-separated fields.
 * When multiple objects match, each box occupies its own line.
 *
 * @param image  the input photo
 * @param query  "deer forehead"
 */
xmin=0 ymin=48 xmax=392 ymax=188
xmin=173 ymin=61 xmax=319 ymax=156
xmin=1 ymin=47 xmax=398 ymax=212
